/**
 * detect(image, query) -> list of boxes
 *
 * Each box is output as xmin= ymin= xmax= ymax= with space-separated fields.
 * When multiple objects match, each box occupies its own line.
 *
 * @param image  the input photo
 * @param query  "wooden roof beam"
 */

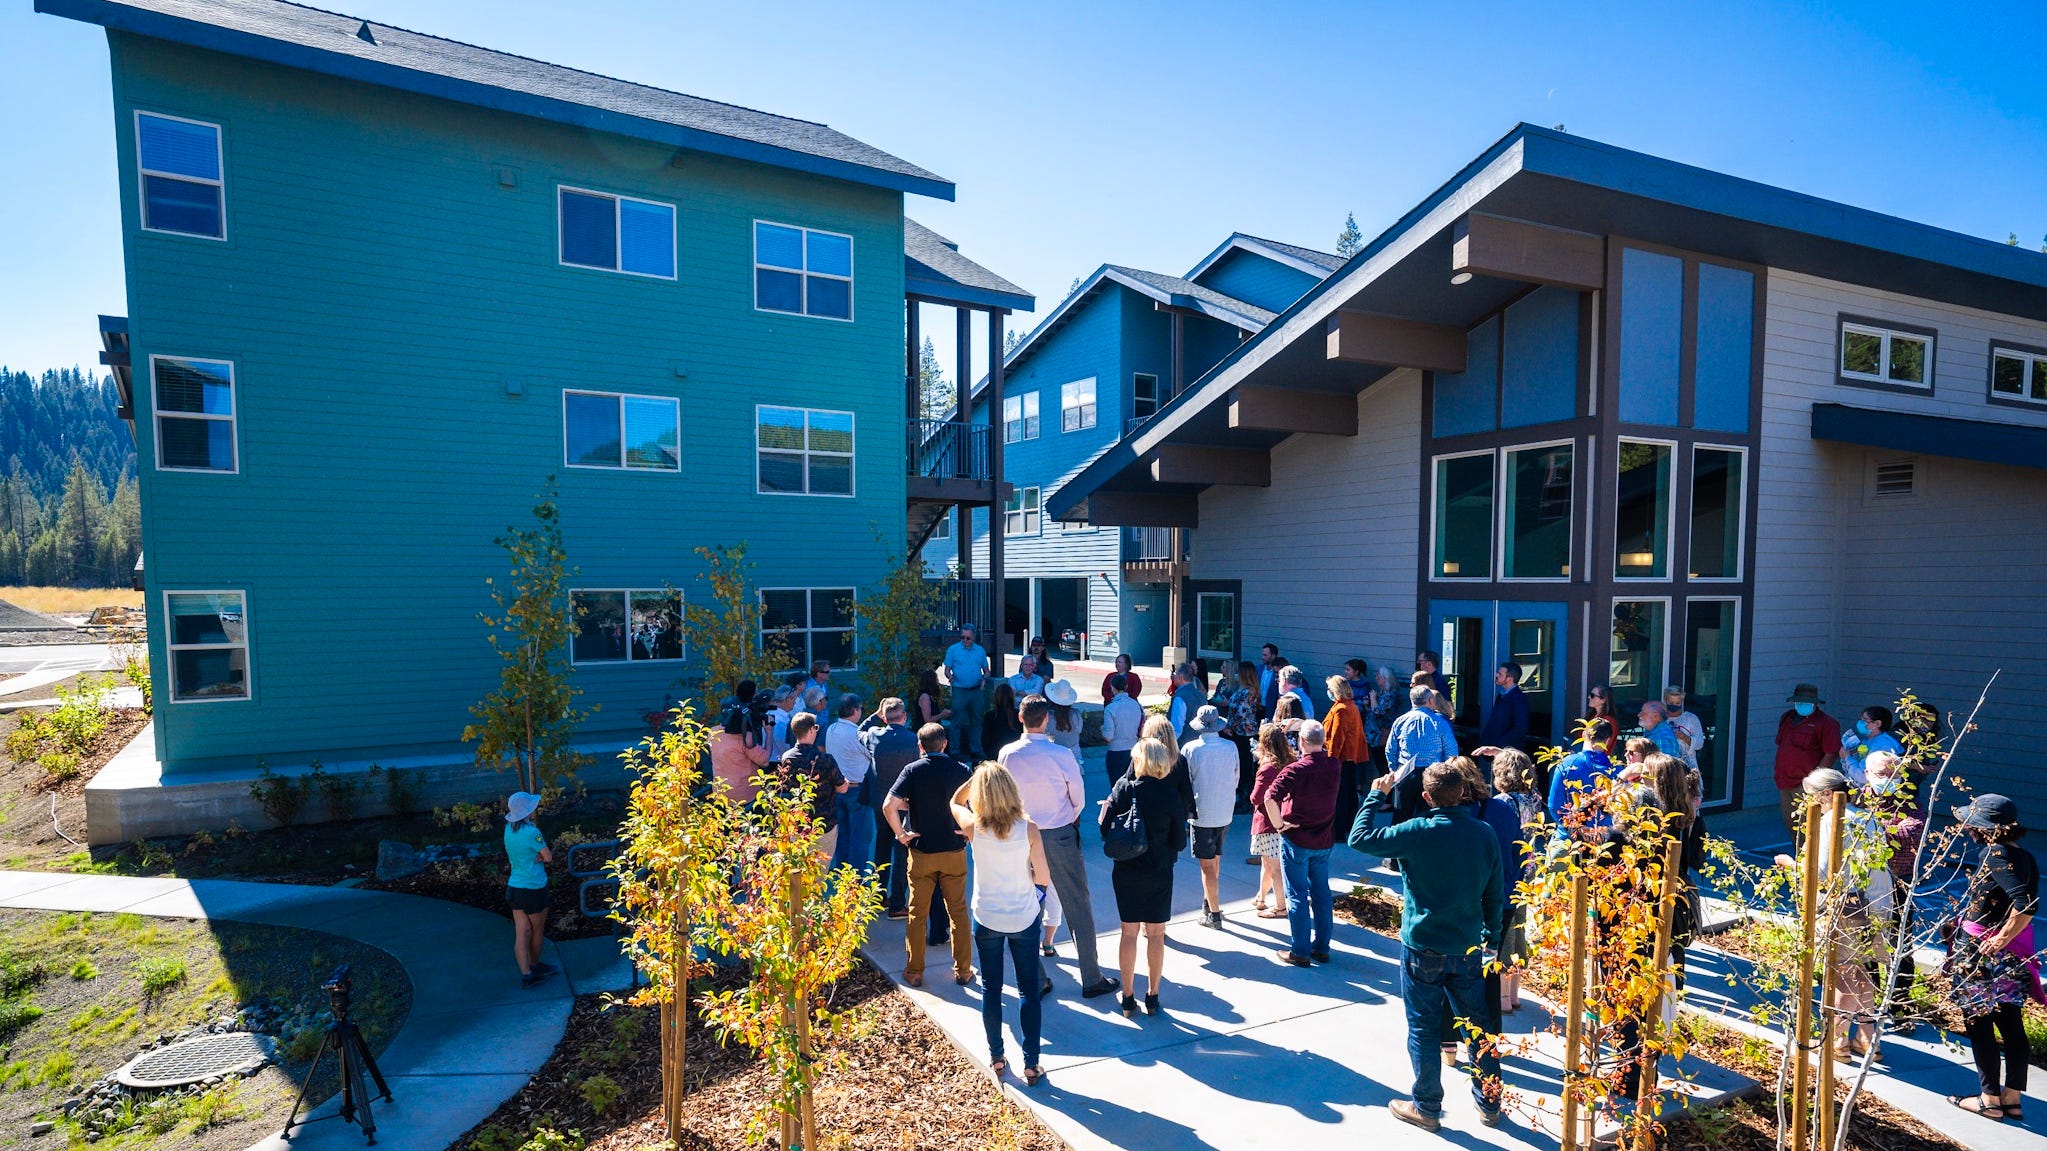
xmin=1325 ymin=311 xmax=1467 ymax=372
xmin=1227 ymin=385 xmax=1358 ymax=436
xmin=1452 ymin=212 xmax=1605 ymax=291
xmin=1075 ymin=492 xmax=1200 ymax=529
xmin=1150 ymin=444 xmax=1270 ymax=487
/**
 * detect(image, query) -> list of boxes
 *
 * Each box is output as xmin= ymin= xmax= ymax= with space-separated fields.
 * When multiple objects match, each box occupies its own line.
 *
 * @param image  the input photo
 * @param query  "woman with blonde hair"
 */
xmin=1138 ymin=712 xmax=1196 ymax=811
xmin=1100 ymin=737 xmax=1189 ymax=1017
xmin=950 ymin=762 xmax=1052 ymax=1086
xmin=1247 ymin=721 xmax=1293 ymax=918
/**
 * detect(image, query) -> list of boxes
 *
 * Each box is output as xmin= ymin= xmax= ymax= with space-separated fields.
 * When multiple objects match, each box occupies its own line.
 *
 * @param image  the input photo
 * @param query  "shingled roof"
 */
xmin=904 ymin=219 xmax=1034 ymax=312
xmin=39 ymin=0 xmax=954 ymax=198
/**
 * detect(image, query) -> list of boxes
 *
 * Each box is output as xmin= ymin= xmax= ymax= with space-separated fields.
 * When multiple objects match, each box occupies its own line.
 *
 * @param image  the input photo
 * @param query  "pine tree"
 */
xmin=916 ymin=336 xmax=953 ymax=420
xmin=1336 ymin=212 xmax=1364 ymax=258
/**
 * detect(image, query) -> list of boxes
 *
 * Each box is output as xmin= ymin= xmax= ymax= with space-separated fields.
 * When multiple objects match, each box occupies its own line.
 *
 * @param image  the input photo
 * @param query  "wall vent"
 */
xmin=1871 ymin=458 xmax=1918 ymax=499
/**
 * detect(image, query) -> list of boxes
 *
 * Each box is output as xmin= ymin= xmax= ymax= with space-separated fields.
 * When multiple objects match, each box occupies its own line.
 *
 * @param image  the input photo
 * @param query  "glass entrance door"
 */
xmin=1428 ymin=599 xmax=1572 ymax=752
xmin=1683 ymin=598 xmax=1741 ymax=807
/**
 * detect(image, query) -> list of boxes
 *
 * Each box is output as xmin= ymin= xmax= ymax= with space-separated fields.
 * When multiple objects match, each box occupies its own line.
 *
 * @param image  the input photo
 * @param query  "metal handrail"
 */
xmin=908 ymin=417 xmax=990 ymax=481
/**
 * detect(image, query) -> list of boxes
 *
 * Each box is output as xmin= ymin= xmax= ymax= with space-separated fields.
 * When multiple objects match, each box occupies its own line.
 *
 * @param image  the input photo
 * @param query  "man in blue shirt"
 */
xmin=1476 ymin=662 xmax=1529 ymax=754
xmin=1385 ymin=686 xmax=1458 ymax=827
xmin=1636 ymin=701 xmax=1682 ymax=760
xmin=1258 ymin=643 xmax=1283 ymax=718
xmin=1547 ymin=718 xmax=1618 ymax=818
xmin=941 ymin=625 xmax=991 ymax=758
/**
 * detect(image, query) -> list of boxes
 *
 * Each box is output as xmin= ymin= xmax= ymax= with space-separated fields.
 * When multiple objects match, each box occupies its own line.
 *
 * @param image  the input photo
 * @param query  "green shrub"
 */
xmin=183 ymin=1084 xmax=245 ymax=1131
xmin=518 ymin=1127 xmax=585 ymax=1151
xmin=374 ymin=763 xmax=422 ymax=815
xmin=69 ymin=960 xmax=97 ymax=981
xmin=314 ymin=762 xmax=363 ymax=822
xmin=0 ymin=952 xmax=44 ymax=995
xmin=136 ymin=956 xmax=186 ymax=998
xmin=33 ymin=1049 xmax=74 ymax=1087
xmin=249 ymin=761 xmax=306 ymax=828
xmin=282 ymin=1025 xmax=325 ymax=1064
xmin=578 ymin=1072 xmax=622 ymax=1116
xmin=0 ymin=999 xmax=44 ymax=1041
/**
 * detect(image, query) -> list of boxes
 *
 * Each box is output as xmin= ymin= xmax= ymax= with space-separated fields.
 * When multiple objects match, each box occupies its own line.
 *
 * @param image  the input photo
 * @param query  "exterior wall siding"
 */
xmin=1191 ymin=371 xmax=1423 ymax=675
xmin=1747 ymin=267 xmax=2047 ymax=809
xmin=1193 ymin=250 xmax=1321 ymax=314
xmin=115 ymin=35 xmax=906 ymax=773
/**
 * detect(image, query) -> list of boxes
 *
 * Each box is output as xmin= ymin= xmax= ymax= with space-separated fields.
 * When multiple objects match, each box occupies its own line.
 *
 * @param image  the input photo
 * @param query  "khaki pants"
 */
xmin=908 ymin=848 xmax=972 ymax=980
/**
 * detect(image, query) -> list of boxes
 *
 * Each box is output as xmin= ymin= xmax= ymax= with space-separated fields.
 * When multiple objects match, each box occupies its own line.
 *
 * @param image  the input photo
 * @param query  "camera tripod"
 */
xmin=282 ymin=965 xmax=393 ymax=1146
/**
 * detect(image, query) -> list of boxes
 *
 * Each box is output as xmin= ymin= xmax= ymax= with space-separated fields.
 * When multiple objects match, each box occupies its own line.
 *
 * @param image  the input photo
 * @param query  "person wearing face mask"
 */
xmin=1839 ymin=705 xmax=1905 ymax=786
xmin=1772 ymin=684 xmax=1840 ymax=838
xmin=1661 ymin=686 xmax=1704 ymax=776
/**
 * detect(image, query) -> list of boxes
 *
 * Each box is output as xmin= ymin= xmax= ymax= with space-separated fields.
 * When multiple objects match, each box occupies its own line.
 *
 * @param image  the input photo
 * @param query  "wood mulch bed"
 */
xmin=458 ymin=958 xmax=1064 ymax=1151
xmin=1333 ymin=881 xmax=1402 ymax=937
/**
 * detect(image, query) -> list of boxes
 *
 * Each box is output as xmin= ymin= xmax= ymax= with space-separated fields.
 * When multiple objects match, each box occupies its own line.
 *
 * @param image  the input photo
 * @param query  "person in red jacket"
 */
xmin=1772 ymin=684 xmax=1840 ymax=838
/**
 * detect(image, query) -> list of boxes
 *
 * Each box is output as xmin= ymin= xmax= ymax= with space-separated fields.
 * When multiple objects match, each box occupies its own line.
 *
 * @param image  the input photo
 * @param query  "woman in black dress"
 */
xmin=1101 ymin=737 xmax=1188 ymax=1017
xmin=981 ymin=681 xmax=1022 ymax=759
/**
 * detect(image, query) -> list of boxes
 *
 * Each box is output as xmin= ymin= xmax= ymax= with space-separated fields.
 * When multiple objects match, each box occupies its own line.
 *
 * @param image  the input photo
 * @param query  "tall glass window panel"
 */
xmin=1439 ymin=614 xmax=1485 ymax=731
xmin=805 ymin=409 xmax=854 ymax=495
xmin=1614 ymin=440 xmax=1672 ymax=579
xmin=1505 ymin=443 xmax=1573 ymax=579
xmin=1689 ymin=447 xmax=1745 ymax=579
xmin=1507 ymin=616 xmax=1556 ymax=745
xmin=628 ymin=590 xmax=683 ymax=661
xmin=1608 ymin=599 xmax=1668 ymax=723
xmin=571 ymin=591 xmax=628 ymax=663
xmin=756 ymin=406 xmax=807 ymax=493
xmin=1432 ymin=454 xmax=1494 ymax=579
xmin=1684 ymin=599 xmax=1738 ymax=806
xmin=1692 ymin=264 xmax=1754 ymax=432
xmin=137 ymin=113 xmax=223 ymax=238
xmin=1132 ymin=373 xmax=1160 ymax=419
xmin=165 ymin=591 xmax=248 ymax=700
xmin=1500 ymin=287 xmax=1579 ymax=427
xmin=622 ymin=396 xmax=680 ymax=470
xmin=1060 ymin=378 xmax=1097 ymax=432
xmin=1432 ymin=315 xmax=1499 ymax=437
xmin=153 ymin=357 xmax=236 ymax=472
xmin=564 ymin=392 xmax=621 ymax=467
xmin=1618 ymin=248 xmax=1683 ymax=426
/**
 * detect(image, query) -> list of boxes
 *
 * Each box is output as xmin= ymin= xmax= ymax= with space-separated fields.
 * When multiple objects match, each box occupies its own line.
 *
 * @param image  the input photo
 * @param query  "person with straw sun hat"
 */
xmin=503 ymin=790 xmax=557 ymax=988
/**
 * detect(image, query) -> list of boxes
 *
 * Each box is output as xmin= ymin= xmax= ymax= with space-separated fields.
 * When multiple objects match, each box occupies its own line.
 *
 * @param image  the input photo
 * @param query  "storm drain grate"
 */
xmin=116 ymin=1032 xmax=277 ymax=1089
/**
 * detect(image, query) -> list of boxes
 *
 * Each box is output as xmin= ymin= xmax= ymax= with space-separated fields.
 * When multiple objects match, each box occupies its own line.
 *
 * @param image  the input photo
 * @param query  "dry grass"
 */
xmin=0 ymin=587 xmax=142 ymax=614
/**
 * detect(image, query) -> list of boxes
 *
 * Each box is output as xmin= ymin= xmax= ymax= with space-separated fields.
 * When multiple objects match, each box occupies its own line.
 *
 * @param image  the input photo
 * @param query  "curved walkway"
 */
xmin=0 ymin=869 xmax=606 ymax=1151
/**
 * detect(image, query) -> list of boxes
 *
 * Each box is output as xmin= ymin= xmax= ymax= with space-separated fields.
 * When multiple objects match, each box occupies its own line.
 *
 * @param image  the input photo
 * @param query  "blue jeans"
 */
xmin=1105 ymin=748 xmax=1131 ymax=791
xmin=832 ymin=791 xmax=873 ymax=873
xmin=1400 ymin=946 xmax=1502 ymax=1118
xmin=975 ymin=914 xmax=1044 ymax=1068
xmin=952 ymin=684 xmax=986 ymax=758
xmin=1280 ymin=840 xmax=1332 ymax=959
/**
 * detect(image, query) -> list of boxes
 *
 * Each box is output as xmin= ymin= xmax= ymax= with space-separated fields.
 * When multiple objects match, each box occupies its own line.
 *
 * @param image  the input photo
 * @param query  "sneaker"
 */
xmin=1389 ymin=1100 xmax=1441 ymax=1132
xmin=1040 ymin=976 xmax=1054 ymax=997
xmin=1081 ymin=977 xmax=1121 ymax=999
xmin=1479 ymin=1108 xmax=1505 ymax=1128
xmin=1203 ymin=909 xmax=1224 ymax=929
xmin=887 ymin=909 xmax=909 ymax=921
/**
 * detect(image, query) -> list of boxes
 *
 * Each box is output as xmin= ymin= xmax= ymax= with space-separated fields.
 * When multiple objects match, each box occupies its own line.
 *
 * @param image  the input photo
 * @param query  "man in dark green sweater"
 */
xmin=1349 ymin=763 xmax=1506 ymax=1132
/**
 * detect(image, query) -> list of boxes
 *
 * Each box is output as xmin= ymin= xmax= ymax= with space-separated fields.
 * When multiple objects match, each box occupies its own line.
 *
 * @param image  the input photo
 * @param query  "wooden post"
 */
xmin=1635 ymin=833 xmax=1687 ymax=1150
xmin=1791 ymin=798 xmax=1824 ymax=1151
xmin=1816 ymin=791 xmax=1848 ymax=1151
xmin=1561 ymin=872 xmax=1591 ymax=1151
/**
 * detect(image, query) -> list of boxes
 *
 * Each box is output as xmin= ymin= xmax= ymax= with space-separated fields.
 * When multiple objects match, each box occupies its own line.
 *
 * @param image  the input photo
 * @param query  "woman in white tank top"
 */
xmin=950 ymin=762 xmax=1052 ymax=1086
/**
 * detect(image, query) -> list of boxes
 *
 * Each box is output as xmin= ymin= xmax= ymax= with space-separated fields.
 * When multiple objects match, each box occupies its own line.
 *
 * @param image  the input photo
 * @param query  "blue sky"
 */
xmin=5 ymin=0 xmax=2046 ymax=376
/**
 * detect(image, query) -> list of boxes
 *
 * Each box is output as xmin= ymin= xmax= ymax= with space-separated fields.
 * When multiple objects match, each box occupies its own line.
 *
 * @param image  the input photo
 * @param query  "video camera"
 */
xmin=723 ymin=695 xmax=773 ymax=738
xmin=322 ymin=964 xmax=353 ymax=1022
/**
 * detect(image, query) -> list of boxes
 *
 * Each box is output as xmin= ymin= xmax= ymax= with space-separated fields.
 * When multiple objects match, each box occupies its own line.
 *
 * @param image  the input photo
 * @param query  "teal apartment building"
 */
xmin=925 ymin=234 xmax=1338 ymax=664
xmin=43 ymin=0 xmax=1029 ymax=840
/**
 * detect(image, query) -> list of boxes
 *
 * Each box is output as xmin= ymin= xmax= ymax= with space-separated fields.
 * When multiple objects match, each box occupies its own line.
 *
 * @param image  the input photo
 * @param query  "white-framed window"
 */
xmin=1613 ymin=437 xmax=1677 ymax=580
xmin=1132 ymin=373 xmax=1160 ymax=420
xmin=569 ymin=589 xmax=683 ymax=664
xmin=1991 ymin=345 xmax=2047 ymax=406
xmin=756 ymin=406 xmax=854 ymax=496
xmin=1688 ymin=444 xmax=1747 ymax=581
xmin=151 ymin=355 xmax=237 ymax=473
xmin=1430 ymin=449 xmax=1494 ymax=580
xmin=136 ymin=111 xmax=224 ymax=240
xmin=762 ymin=587 xmax=855 ymax=670
xmin=164 ymin=590 xmax=250 ymax=702
xmin=558 ymin=186 xmax=676 ymax=278
xmin=754 ymin=221 xmax=853 ymax=320
xmin=1060 ymin=377 xmax=1098 ymax=432
xmin=930 ymin=509 xmax=951 ymax=540
xmin=1004 ymin=486 xmax=1041 ymax=536
xmin=1003 ymin=392 xmax=1040 ymax=443
xmin=1195 ymin=592 xmax=1235 ymax=661
xmin=563 ymin=391 xmax=680 ymax=471
xmin=1838 ymin=319 xmax=1932 ymax=389
xmin=1500 ymin=439 xmax=1574 ymax=581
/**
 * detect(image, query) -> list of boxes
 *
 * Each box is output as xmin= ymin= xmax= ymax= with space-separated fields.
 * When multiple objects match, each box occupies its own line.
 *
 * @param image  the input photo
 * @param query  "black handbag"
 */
xmin=1101 ymin=792 xmax=1148 ymax=861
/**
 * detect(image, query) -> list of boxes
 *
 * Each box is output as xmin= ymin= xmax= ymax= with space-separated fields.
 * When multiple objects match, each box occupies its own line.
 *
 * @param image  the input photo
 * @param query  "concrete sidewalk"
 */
xmin=0 ymin=870 xmax=617 ymax=1151
xmin=863 ymin=747 xmax=1752 ymax=1150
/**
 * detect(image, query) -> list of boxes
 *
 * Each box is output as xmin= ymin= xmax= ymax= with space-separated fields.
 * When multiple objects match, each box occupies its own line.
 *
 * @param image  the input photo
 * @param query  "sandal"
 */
xmin=2003 ymin=1094 xmax=2025 ymax=1122
xmin=1257 ymin=905 xmax=1289 ymax=919
xmin=989 ymin=1057 xmax=1008 ymax=1078
xmin=1022 ymin=1066 xmax=1044 ymax=1087
xmin=1951 ymin=1096 xmax=2007 ymax=1121
xmin=1251 ymin=896 xmax=1268 ymax=912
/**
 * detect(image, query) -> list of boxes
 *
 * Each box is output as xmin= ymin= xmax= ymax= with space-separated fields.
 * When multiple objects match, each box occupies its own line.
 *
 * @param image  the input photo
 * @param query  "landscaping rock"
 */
xmin=375 ymin=840 xmax=425 ymax=880
xmin=30 ymin=1120 xmax=53 ymax=1136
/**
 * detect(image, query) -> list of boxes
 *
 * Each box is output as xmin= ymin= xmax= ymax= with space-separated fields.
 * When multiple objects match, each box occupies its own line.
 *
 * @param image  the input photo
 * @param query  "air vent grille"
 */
xmin=1872 ymin=458 xmax=1917 ymax=499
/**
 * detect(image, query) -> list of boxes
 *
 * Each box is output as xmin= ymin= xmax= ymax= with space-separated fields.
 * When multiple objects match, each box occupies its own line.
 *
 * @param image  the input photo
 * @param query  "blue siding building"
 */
xmin=45 ymin=0 xmax=1029 ymax=840
xmin=924 ymin=235 xmax=1338 ymax=664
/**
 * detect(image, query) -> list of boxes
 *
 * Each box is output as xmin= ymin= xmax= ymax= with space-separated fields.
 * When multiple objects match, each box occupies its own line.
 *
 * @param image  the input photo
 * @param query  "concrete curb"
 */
xmin=0 ymin=870 xmax=574 ymax=1151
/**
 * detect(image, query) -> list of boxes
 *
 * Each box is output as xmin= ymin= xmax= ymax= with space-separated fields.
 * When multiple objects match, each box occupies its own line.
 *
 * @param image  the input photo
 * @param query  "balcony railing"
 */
xmin=926 ymin=577 xmax=994 ymax=639
xmin=1124 ymin=526 xmax=1175 ymax=562
xmin=908 ymin=418 xmax=991 ymax=482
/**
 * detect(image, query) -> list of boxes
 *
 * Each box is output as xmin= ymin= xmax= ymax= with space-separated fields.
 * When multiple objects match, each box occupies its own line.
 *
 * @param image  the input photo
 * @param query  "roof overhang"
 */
xmin=1811 ymin=402 xmax=2047 ymax=472
xmin=39 ymin=0 xmax=956 ymax=200
xmin=904 ymin=219 xmax=1033 ymax=312
xmin=1184 ymin=233 xmax=1341 ymax=282
xmin=1049 ymin=124 xmax=2047 ymax=524
xmin=98 ymin=314 xmax=132 ymax=425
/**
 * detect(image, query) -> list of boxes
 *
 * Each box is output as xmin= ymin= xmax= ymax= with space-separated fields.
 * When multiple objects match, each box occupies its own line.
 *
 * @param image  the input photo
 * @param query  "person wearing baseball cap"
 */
xmin=1948 ymin=793 xmax=2040 ymax=1122
xmin=503 ymin=791 xmax=557 ymax=988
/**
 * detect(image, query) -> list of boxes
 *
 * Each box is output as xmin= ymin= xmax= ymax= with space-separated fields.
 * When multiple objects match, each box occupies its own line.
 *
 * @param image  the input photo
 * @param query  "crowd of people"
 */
xmin=500 ymin=626 xmax=2040 ymax=1130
